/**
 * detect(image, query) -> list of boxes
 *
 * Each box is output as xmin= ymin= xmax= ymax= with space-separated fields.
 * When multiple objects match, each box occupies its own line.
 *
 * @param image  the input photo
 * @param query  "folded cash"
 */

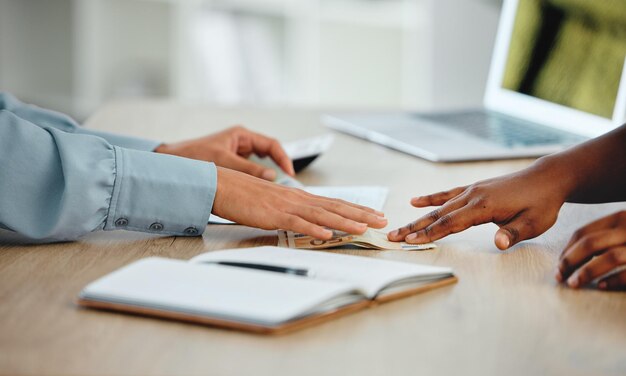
xmin=277 ymin=228 xmax=436 ymax=251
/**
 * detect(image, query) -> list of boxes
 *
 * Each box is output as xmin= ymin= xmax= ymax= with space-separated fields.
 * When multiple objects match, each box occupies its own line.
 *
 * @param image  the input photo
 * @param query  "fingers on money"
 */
xmin=277 ymin=189 xmax=385 ymax=238
xmin=281 ymin=214 xmax=333 ymax=240
xmin=313 ymin=199 xmax=387 ymax=229
xmin=405 ymin=206 xmax=480 ymax=244
xmin=290 ymin=205 xmax=368 ymax=235
xmin=388 ymin=196 xmax=469 ymax=242
xmin=313 ymin=195 xmax=385 ymax=217
xmin=294 ymin=189 xmax=385 ymax=224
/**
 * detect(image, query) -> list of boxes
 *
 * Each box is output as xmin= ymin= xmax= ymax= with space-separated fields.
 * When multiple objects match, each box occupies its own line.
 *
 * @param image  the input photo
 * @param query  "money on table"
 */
xmin=278 ymin=228 xmax=436 ymax=251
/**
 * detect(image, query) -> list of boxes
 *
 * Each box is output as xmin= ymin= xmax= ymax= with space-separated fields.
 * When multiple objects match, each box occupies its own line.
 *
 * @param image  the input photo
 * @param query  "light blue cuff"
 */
xmin=104 ymin=147 xmax=217 ymax=236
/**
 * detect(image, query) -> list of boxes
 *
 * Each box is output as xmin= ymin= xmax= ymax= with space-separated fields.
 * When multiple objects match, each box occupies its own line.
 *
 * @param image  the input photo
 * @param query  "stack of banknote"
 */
xmin=277 ymin=228 xmax=436 ymax=251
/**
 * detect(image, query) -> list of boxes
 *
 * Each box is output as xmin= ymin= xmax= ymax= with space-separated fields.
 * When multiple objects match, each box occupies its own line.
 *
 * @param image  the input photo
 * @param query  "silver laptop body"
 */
xmin=323 ymin=109 xmax=585 ymax=162
xmin=323 ymin=0 xmax=625 ymax=162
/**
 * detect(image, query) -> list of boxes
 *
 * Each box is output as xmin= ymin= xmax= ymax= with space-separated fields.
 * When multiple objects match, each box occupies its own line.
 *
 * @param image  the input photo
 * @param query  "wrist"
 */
xmin=531 ymin=154 xmax=578 ymax=203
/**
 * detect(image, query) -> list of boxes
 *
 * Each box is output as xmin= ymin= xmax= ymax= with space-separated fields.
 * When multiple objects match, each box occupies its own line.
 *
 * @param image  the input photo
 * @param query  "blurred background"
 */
xmin=0 ymin=0 xmax=503 ymax=121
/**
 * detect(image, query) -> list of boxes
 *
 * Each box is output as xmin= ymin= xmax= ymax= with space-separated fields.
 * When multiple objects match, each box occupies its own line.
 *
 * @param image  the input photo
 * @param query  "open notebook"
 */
xmin=78 ymin=247 xmax=456 ymax=334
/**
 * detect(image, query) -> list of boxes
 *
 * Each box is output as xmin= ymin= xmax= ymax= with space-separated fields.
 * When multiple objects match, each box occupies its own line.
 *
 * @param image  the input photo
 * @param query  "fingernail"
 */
xmin=376 ymin=216 xmax=387 ymax=222
xmin=406 ymin=233 xmax=418 ymax=242
xmin=389 ymin=230 xmax=399 ymax=238
xmin=262 ymin=170 xmax=276 ymax=181
xmin=598 ymin=281 xmax=607 ymax=289
xmin=567 ymin=275 xmax=579 ymax=288
xmin=495 ymin=232 xmax=510 ymax=249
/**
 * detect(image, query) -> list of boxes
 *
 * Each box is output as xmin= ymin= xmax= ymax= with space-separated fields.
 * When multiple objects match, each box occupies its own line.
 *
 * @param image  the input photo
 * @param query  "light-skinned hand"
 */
xmin=213 ymin=167 xmax=388 ymax=239
xmin=155 ymin=126 xmax=295 ymax=181
xmin=556 ymin=211 xmax=626 ymax=291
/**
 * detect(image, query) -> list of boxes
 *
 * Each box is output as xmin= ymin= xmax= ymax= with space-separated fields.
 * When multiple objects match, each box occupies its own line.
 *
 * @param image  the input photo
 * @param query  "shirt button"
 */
xmin=149 ymin=222 xmax=164 ymax=231
xmin=115 ymin=218 xmax=129 ymax=227
xmin=184 ymin=227 xmax=199 ymax=235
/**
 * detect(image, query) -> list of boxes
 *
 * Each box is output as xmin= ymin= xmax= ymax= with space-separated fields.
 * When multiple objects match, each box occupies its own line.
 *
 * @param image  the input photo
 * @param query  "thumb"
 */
xmin=223 ymin=154 xmax=276 ymax=181
xmin=494 ymin=213 xmax=541 ymax=250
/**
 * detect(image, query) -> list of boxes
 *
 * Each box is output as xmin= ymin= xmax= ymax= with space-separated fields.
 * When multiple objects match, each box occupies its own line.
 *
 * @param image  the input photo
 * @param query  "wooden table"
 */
xmin=1 ymin=100 xmax=625 ymax=376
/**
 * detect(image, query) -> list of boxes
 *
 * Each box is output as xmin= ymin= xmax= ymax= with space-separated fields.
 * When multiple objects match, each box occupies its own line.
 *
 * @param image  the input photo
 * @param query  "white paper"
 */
xmin=191 ymin=246 xmax=453 ymax=299
xmin=81 ymin=257 xmax=360 ymax=326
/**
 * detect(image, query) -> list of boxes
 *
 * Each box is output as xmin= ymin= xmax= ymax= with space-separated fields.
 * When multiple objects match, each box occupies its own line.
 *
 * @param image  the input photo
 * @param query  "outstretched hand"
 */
xmin=155 ymin=125 xmax=295 ymax=181
xmin=213 ymin=167 xmax=388 ymax=239
xmin=388 ymin=163 xmax=568 ymax=250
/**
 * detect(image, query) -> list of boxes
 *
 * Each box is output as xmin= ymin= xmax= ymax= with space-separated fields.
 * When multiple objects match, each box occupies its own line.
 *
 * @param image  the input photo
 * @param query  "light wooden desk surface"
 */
xmin=1 ymin=101 xmax=625 ymax=376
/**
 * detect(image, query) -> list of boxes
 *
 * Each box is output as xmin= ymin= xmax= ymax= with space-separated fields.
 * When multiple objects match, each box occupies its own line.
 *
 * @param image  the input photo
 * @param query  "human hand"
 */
xmin=155 ymin=126 xmax=294 ymax=181
xmin=556 ymin=211 xmax=626 ymax=290
xmin=387 ymin=161 xmax=570 ymax=250
xmin=212 ymin=167 xmax=388 ymax=239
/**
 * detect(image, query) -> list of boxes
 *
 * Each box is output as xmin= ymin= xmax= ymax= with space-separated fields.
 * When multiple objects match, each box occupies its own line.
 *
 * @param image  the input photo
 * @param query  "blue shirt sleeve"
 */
xmin=0 ymin=92 xmax=161 ymax=151
xmin=0 ymin=102 xmax=217 ymax=242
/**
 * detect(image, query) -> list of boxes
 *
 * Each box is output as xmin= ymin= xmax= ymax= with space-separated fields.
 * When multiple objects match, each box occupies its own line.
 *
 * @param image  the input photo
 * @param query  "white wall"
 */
xmin=429 ymin=0 xmax=500 ymax=110
xmin=0 ymin=0 xmax=74 ymax=114
xmin=319 ymin=21 xmax=405 ymax=108
xmin=0 ymin=0 xmax=502 ymax=119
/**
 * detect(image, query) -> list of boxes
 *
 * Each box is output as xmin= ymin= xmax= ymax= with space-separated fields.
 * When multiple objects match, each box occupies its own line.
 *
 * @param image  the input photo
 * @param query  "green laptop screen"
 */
xmin=502 ymin=0 xmax=626 ymax=119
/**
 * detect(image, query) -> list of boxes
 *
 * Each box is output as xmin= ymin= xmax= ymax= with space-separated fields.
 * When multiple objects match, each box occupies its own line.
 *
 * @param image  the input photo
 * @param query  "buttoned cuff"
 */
xmin=104 ymin=146 xmax=216 ymax=236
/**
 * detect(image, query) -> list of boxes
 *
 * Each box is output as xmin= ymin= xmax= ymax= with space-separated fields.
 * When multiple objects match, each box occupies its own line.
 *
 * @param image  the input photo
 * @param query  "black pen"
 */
xmin=202 ymin=261 xmax=310 ymax=276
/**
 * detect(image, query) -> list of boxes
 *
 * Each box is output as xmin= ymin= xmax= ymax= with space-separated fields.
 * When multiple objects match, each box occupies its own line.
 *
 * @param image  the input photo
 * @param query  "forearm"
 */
xmin=536 ymin=124 xmax=626 ymax=204
xmin=0 ymin=92 xmax=161 ymax=152
xmin=0 ymin=110 xmax=216 ymax=242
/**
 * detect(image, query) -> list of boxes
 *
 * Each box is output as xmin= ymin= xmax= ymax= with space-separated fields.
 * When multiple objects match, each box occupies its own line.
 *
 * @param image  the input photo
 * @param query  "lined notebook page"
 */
xmin=190 ymin=247 xmax=452 ymax=298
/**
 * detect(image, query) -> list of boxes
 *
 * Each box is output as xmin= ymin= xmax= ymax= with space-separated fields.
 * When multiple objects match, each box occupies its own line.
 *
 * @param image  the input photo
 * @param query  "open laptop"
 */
xmin=323 ymin=0 xmax=626 ymax=162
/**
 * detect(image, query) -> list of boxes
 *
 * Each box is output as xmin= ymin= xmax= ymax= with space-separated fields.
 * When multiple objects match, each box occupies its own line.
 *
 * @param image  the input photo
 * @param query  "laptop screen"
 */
xmin=501 ymin=0 xmax=626 ymax=119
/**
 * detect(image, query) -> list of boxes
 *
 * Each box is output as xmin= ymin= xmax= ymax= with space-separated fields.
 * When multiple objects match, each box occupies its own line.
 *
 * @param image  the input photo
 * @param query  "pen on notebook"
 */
xmin=202 ymin=261 xmax=310 ymax=276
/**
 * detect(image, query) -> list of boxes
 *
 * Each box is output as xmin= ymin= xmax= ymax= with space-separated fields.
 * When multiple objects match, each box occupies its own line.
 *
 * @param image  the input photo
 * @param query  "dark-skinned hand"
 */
xmin=556 ymin=211 xmax=626 ymax=291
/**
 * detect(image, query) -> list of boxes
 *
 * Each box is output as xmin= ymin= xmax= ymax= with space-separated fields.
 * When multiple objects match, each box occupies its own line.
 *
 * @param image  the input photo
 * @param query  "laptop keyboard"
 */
xmin=418 ymin=111 xmax=584 ymax=147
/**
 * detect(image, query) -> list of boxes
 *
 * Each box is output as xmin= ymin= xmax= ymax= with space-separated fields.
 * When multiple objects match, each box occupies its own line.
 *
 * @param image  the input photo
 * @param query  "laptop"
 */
xmin=323 ymin=0 xmax=626 ymax=162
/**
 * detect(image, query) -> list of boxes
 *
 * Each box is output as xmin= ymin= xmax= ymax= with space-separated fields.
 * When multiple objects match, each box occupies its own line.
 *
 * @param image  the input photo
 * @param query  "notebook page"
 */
xmin=80 ymin=258 xmax=363 ymax=327
xmin=190 ymin=247 xmax=452 ymax=299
